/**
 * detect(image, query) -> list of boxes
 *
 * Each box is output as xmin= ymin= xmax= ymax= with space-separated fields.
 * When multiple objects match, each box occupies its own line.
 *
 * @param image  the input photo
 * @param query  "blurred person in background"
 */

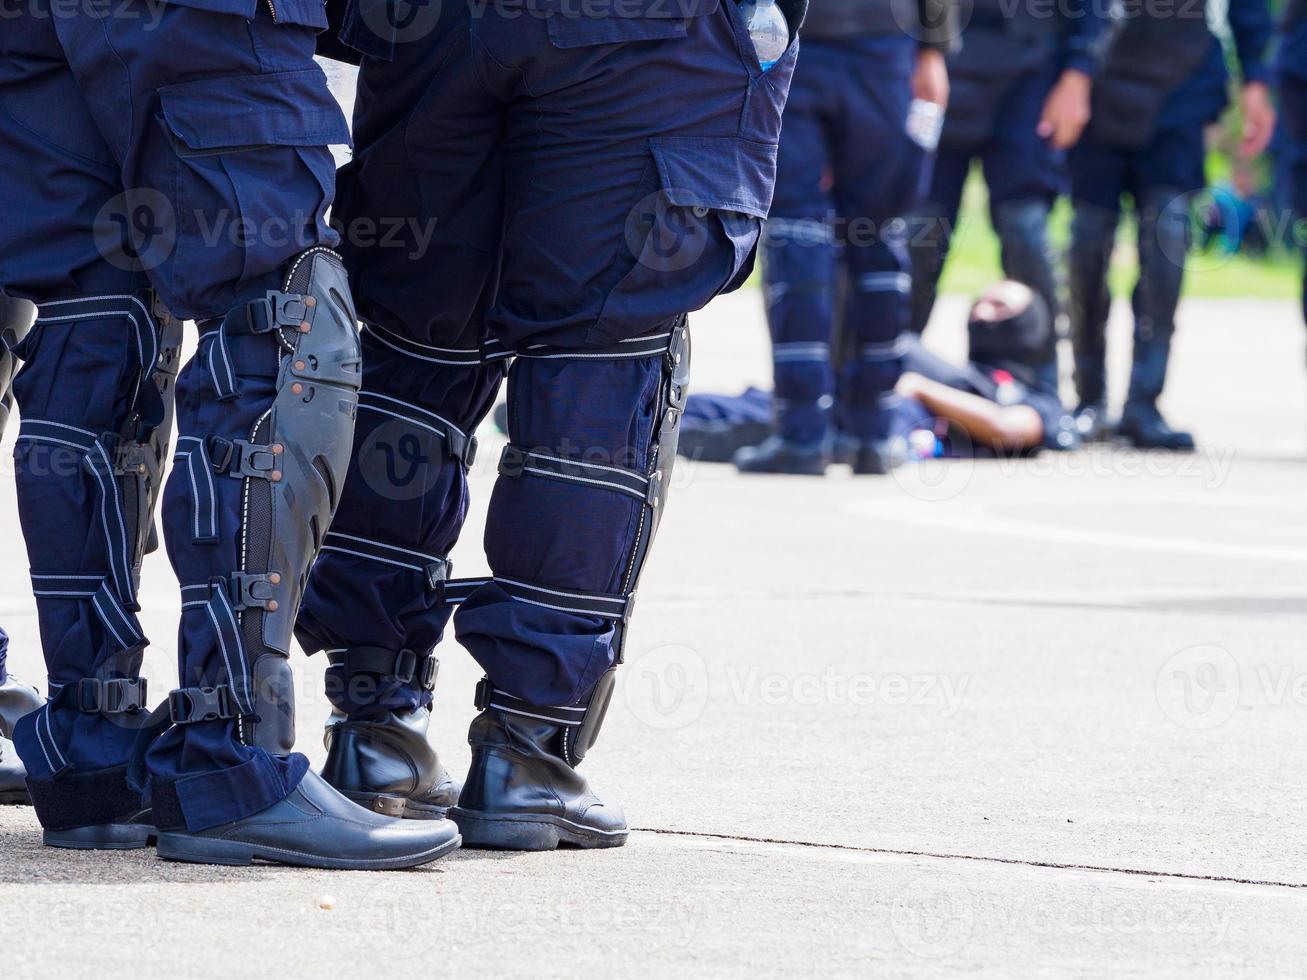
xmin=1278 ymin=0 xmax=1307 ymax=337
xmin=682 ymin=280 xmax=1078 ymax=460
xmin=732 ymin=0 xmax=958 ymax=476
xmin=1067 ymin=0 xmax=1276 ymax=450
xmin=0 ymin=294 xmax=44 ymax=807
xmin=910 ymin=0 xmax=1110 ymax=391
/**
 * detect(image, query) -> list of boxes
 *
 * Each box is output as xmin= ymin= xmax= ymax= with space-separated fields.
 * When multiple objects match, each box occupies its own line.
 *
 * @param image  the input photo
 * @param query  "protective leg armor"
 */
xmin=146 ymin=249 xmax=362 ymax=833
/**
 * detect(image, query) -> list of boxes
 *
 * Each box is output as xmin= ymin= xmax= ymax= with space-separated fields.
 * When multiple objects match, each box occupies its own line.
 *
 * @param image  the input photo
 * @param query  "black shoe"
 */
xmin=733 ymin=435 xmax=828 ymax=476
xmin=849 ymin=436 xmax=908 ymax=476
xmin=322 ymin=707 xmax=461 ymax=820
xmin=1073 ymin=402 xmax=1109 ymax=443
xmin=1116 ymin=403 xmax=1195 ymax=452
xmin=156 ymin=770 xmax=461 ymax=869
xmin=451 ymin=708 xmax=628 ymax=851
xmin=678 ymin=419 xmax=774 ymax=464
xmin=0 ymin=675 xmax=43 ymax=738
xmin=0 ymin=736 xmax=29 ymax=806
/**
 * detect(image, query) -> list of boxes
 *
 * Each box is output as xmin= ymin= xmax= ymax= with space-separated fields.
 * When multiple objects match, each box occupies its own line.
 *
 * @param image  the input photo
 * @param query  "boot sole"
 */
xmin=344 ymin=792 xmax=453 ymax=821
xmin=0 ymin=788 xmax=30 ymax=806
xmin=44 ymin=824 xmax=156 ymax=850
xmin=154 ymin=830 xmax=462 ymax=870
xmin=450 ymin=808 xmax=629 ymax=851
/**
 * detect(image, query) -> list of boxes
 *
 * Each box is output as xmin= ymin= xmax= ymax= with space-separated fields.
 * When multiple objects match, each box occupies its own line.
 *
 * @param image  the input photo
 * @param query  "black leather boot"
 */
xmin=733 ymin=435 xmax=828 ymax=475
xmin=847 ymin=436 xmax=907 ymax=475
xmin=1072 ymin=401 xmax=1109 ymax=442
xmin=0 ymin=737 xmax=28 ymax=806
xmin=451 ymin=682 xmax=628 ymax=851
xmin=156 ymin=769 xmax=461 ymax=869
xmin=1117 ymin=402 xmax=1195 ymax=451
xmin=0 ymin=674 xmax=43 ymax=737
xmin=322 ymin=707 xmax=461 ymax=820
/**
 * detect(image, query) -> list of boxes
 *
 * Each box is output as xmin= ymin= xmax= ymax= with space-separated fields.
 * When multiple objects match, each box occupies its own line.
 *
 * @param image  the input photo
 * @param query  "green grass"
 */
xmin=938 ymin=167 xmax=1304 ymax=301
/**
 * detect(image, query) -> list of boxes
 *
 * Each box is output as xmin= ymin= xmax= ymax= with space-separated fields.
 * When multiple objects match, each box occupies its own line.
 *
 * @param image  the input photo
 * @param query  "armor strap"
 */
xmin=326 ymin=647 xmax=438 ymax=690
xmin=474 ymin=679 xmax=587 ymax=727
xmin=498 ymin=445 xmax=661 ymax=506
xmin=319 ymin=531 xmax=452 ymax=593
xmin=357 ymin=391 xmax=479 ymax=467
xmin=474 ymin=667 xmax=617 ymax=766
xmin=30 ymin=572 xmax=145 ymax=656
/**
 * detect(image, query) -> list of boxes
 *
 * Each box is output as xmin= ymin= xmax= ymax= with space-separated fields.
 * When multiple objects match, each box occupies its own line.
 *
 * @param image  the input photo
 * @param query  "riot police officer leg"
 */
xmin=992 ymin=198 xmax=1061 ymax=391
xmin=1067 ymin=202 xmax=1121 ymax=441
xmin=452 ymin=326 xmax=690 ymax=850
xmin=1118 ymin=188 xmax=1195 ymax=451
xmin=300 ymin=329 xmax=504 ymax=819
xmin=735 ymin=68 xmax=834 ymax=476
xmin=910 ymin=151 xmax=972 ymax=334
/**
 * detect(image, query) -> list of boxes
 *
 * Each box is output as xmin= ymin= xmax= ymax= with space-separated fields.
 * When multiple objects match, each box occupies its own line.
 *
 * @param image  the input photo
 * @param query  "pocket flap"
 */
xmin=159 ymin=68 xmax=351 ymax=151
xmin=649 ymin=136 xmax=776 ymax=219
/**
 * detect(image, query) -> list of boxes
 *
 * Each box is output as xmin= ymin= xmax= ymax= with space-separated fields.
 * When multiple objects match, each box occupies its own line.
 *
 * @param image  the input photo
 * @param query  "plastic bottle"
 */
xmin=738 ymin=0 xmax=789 ymax=71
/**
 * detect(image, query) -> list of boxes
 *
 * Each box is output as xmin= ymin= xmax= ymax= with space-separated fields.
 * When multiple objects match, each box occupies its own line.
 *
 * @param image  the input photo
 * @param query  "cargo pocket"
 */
xmin=156 ymin=68 xmax=352 ymax=302
xmin=589 ymin=135 xmax=774 ymax=347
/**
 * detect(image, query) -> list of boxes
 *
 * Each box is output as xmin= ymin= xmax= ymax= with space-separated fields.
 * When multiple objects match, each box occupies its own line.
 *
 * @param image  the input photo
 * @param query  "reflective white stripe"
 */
xmin=319 ymin=545 xmax=426 ymax=574
xmin=326 ymin=531 xmax=443 ymax=566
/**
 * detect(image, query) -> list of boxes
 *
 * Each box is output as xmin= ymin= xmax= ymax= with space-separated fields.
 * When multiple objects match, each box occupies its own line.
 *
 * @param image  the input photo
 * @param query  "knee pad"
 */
xmin=167 ymin=249 xmax=361 ymax=754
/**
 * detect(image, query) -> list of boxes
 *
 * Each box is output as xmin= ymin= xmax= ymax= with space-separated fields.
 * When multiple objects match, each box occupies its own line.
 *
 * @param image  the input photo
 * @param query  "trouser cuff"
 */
xmin=150 ymin=750 xmax=309 ymax=833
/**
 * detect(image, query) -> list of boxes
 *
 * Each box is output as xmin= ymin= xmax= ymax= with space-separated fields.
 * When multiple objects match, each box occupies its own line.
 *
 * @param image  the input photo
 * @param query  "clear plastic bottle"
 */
xmin=738 ymin=0 xmax=789 ymax=71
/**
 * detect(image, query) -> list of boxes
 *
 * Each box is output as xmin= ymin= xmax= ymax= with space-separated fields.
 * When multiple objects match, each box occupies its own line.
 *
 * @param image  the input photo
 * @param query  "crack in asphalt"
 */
xmin=632 ymin=827 xmax=1307 ymax=892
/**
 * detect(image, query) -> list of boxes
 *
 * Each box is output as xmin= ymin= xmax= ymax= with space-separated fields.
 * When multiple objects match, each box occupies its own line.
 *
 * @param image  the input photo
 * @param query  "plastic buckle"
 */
xmin=76 ymin=678 xmax=104 ymax=713
xmin=227 ymin=573 xmax=277 ymax=611
xmin=105 ymin=678 xmax=147 ymax=714
xmin=393 ymin=649 xmax=418 ymax=685
xmin=474 ymin=677 xmax=494 ymax=712
xmin=464 ymin=435 xmax=479 ymax=469
xmin=169 ymin=686 xmax=235 ymax=725
xmin=269 ymin=291 xmax=308 ymax=330
xmin=425 ymin=558 xmax=451 ymax=596
xmin=206 ymin=436 xmax=236 ymax=474
xmin=419 ymin=656 xmax=439 ymax=691
xmin=497 ymin=444 xmax=526 ymax=479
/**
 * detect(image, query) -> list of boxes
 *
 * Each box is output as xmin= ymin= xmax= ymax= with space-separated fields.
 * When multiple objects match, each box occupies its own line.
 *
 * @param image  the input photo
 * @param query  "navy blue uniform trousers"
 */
xmin=911 ymin=49 xmax=1064 ymax=349
xmin=296 ymin=0 xmax=793 ymax=716
xmin=759 ymin=34 xmax=922 ymax=445
xmin=0 ymin=0 xmax=350 ymax=830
